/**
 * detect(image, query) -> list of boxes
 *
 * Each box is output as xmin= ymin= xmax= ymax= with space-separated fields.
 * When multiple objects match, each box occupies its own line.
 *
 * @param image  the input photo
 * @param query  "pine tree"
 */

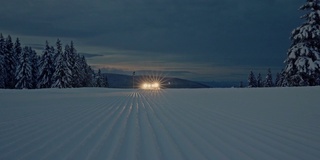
xmin=275 ymin=73 xmax=281 ymax=87
xmin=4 ymin=35 xmax=16 ymax=88
xmin=29 ymin=47 xmax=39 ymax=88
xmin=257 ymin=73 xmax=263 ymax=87
xmin=0 ymin=34 xmax=5 ymax=88
xmin=51 ymin=52 xmax=70 ymax=88
xmin=282 ymin=0 xmax=320 ymax=86
xmin=53 ymin=39 xmax=62 ymax=62
xmin=14 ymin=38 xmax=22 ymax=68
xmin=86 ymin=66 xmax=95 ymax=87
xmin=79 ymin=55 xmax=87 ymax=87
xmin=15 ymin=46 xmax=33 ymax=89
xmin=105 ymin=75 xmax=109 ymax=88
xmin=63 ymin=44 xmax=73 ymax=86
xmin=94 ymin=69 xmax=108 ymax=87
xmin=48 ymin=45 xmax=55 ymax=80
xmin=51 ymin=39 xmax=71 ymax=88
xmin=72 ymin=42 xmax=82 ymax=87
xmin=66 ymin=41 xmax=81 ymax=87
xmin=84 ymin=66 xmax=95 ymax=87
xmin=73 ymin=53 xmax=82 ymax=87
xmin=95 ymin=69 xmax=103 ymax=87
xmin=49 ymin=46 xmax=55 ymax=70
xmin=264 ymin=68 xmax=274 ymax=87
xmin=248 ymin=71 xmax=257 ymax=88
xmin=78 ymin=55 xmax=94 ymax=87
xmin=38 ymin=41 xmax=54 ymax=88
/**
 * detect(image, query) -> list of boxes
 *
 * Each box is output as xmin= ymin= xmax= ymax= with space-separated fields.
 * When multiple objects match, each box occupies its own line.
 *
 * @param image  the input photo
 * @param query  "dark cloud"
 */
xmin=0 ymin=0 xmax=304 ymax=81
xmin=79 ymin=52 xmax=103 ymax=59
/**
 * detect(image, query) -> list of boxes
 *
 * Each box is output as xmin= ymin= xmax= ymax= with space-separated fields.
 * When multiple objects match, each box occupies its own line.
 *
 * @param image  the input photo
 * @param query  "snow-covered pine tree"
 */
xmin=63 ymin=44 xmax=73 ymax=86
xmin=14 ymin=38 xmax=22 ymax=68
xmin=95 ymin=69 xmax=103 ymax=87
xmin=78 ymin=55 xmax=94 ymax=87
xmin=78 ymin=55 xmax=86 ymax=87
xmin=49 ymin=46 xmax=55 ymax=70
xmin=264 ymin=68 xmax=274 ymax=87
xmin=67 ymin=41 xmax=81 ymax=87
xmin=84 ymin=65 xmax=95 ymax=87
xmin=257 ymin=73 xmax=263 ymax=87
xmin=29 ymin=47 xmax=39 ymax=89
xmin=51 ymin=39 xmax=71 ymax=88
xmin=51 ymin=55 xmax=69 ymax=88
xmin=15 ymin=46 xmax=33 ymax=89
xmin=48 ymin=45 xmax=56 ymax=81
xmin=0 ymin=34 xmax=6 ymax=88
xmin=282 ymin=0 xmax=320 ymax=86
xmin=95 ymin=69 xmax=108 ymax=87
xmin=4 ymin=35 xmax=16 ymax=88
xmin=275 ymin=73 xmax=281 ymax=87
xmin=53 ymin=39 xmax=62 ymax=62
xmin=105 ymin=75 xmax=109 ymax=88
xmin=248 ymin=71 xmax=257 ymax=88
xmin=38 ymin=41 xmax=54 ymax=88
xmin=72 ymin=54 xmax=82 ymax=87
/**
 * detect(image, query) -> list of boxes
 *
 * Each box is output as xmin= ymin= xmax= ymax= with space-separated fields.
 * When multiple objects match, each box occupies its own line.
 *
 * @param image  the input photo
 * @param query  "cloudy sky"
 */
xmin=0 ymin=0 xmax=303 ymax=81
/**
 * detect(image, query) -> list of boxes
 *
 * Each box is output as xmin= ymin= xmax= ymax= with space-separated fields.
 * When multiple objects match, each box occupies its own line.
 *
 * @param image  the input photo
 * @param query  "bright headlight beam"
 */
xmin=141 ymin=82 xmax=160 ymax=90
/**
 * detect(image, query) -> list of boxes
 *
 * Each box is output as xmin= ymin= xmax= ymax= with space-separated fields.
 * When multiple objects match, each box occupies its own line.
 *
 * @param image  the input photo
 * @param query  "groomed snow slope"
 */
xmin=0 ymin=87 xmax=320 ymax=160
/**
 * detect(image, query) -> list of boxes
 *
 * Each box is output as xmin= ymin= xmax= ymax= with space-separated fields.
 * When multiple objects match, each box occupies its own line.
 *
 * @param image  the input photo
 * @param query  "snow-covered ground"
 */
xmin=0 ymin=87 xmax=320 ymax=160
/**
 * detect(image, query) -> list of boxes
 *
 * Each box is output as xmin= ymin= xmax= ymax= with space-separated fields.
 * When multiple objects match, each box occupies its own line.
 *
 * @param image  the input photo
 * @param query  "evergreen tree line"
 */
xmin=246 ymin=68 xmax=283 ymax=88
xmin=0 ymin=34 xmax=108 ymax=89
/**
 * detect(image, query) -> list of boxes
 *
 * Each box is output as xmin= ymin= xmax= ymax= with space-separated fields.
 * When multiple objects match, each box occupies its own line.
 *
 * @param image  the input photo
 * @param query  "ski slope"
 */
xmin=0 ymin=87 xmax=320 ymax=160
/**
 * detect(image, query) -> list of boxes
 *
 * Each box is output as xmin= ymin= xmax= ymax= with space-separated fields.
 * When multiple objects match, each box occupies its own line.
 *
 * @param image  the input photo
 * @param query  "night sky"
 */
xmin=0 ymin=0 xmax=303 ymax=81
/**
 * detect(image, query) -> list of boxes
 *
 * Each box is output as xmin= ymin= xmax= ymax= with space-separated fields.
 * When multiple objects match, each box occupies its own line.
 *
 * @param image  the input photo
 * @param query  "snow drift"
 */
xmin=0 ymin=87 xmax=320 ymax=160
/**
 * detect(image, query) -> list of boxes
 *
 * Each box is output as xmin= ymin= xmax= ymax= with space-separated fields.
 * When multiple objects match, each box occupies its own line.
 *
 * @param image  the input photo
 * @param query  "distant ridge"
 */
xmin=103 ymin=73 xmax=209 ymax=88
xmin=200 ymin=81 xmax=239 ymax=88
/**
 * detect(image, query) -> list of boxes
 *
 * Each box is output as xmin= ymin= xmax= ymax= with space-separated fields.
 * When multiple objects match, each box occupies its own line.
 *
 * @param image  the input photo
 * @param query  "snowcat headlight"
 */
xmin=141 ymin=82 xmax=160 ymax=90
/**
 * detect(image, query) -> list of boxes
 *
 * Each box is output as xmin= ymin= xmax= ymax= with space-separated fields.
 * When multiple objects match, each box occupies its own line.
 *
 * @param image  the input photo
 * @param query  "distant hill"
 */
xmin=200 ymin=81 xmax=240 ymax=88
xmin=103 ymin=73 xmax=209 ymax=88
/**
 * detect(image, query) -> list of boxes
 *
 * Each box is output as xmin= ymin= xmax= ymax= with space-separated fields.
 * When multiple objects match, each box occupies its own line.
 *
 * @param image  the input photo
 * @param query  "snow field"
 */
xmin=0 ymin=87 xmax=320 ymax=160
